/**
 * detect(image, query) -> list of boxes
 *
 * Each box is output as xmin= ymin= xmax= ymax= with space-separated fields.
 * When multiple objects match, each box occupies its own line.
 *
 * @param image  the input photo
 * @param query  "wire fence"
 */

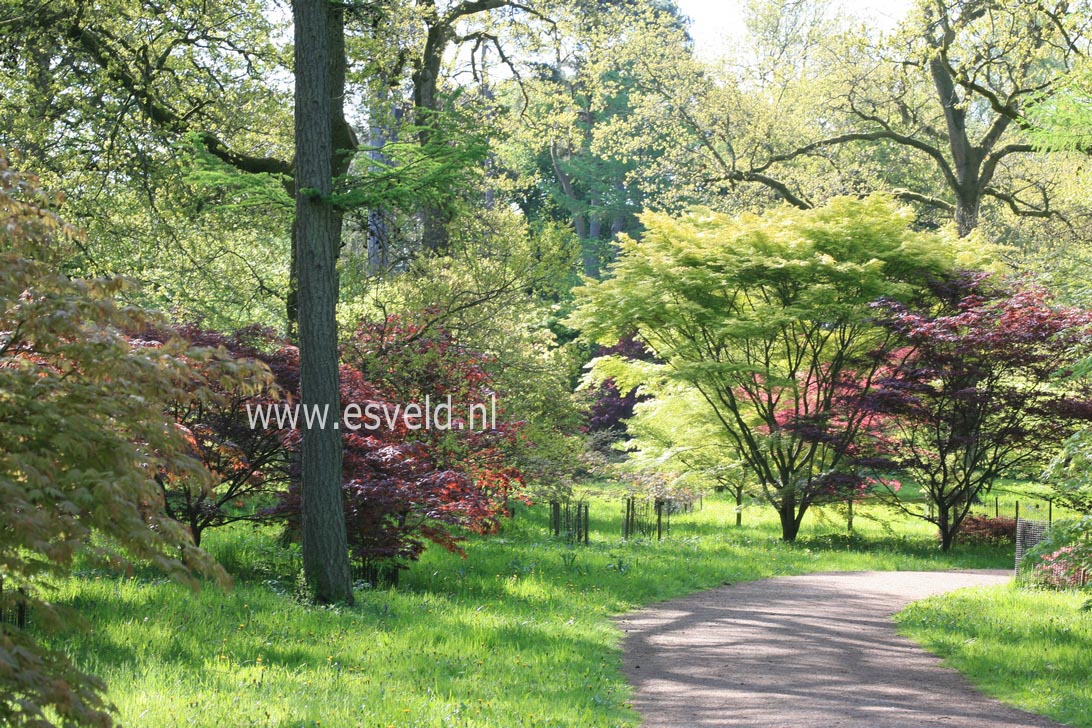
xmin=1014 ymin=518 xmax=1051 ymax=576
xmin=963 ymin=487 xmax=1056 ymax=524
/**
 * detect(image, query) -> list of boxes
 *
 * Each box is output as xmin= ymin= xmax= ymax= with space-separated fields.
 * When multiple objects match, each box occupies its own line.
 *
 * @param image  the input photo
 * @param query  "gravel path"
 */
xmin=617 ymin=570 xmax=1064 ymax=728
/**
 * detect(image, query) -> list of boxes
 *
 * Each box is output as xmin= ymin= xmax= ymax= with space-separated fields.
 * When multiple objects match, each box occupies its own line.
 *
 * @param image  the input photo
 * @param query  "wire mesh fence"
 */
xmin=1014 ymin=518 xmax=1051 ymax=576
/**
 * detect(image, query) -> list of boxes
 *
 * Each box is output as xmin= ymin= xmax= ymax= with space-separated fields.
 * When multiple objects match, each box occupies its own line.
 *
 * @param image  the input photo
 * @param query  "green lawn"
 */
xmin=897 ymin=585 xmax=1092 ymax=727
xmin=47 ymin=495 xmax=1011 ymax=728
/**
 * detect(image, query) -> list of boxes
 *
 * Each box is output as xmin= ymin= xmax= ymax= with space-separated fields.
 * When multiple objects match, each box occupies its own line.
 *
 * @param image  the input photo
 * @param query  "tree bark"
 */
xmin=293 ymin=0 xmax=353 ymax=605
xmin=954 ymin=189 xmax=981 ymax=239
xmin=938 ymin=506 xmax=955 ymax=552
xmin=366 ymin=93 xmax=400 ymax=273
xmin=778 ymin=494 xmax=801 ymax=542
xmin=413 ymin=19 xmax=452 ymax=254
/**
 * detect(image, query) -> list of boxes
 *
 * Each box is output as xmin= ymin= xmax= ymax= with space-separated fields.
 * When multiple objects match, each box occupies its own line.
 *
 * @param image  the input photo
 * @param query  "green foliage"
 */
xmin=338 ymin=208 xmax=586 ymax=496
xmin=0 ymin=0 xmax=295 ymax=330
xmin=184 ymin=134 xmax=293 ymax=212
xmin=1027 ymin=58 xmax=1092 ymax=153
xmin=1044 ymin=430 xmax=1092 ymax=514
xmin=897 ymin=585 xmax=1092 ymax=727
xmin=617 ymin=381 xmax=756 ymax=522
xmin=569 ymin=195 xmax=973 ymax=540
xmin=0 ymin=155 xmax=224 ymax=727
xmin=44 ymin=499 xmax=1011 ymax=727
xmin=333 ymin=110 xmax=490 ymax=215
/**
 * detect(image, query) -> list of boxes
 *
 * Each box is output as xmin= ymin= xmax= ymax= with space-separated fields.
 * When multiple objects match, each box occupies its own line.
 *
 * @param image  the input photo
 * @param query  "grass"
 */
xmin=46 ymin=495 xmax=1012 ymax=728
xmin=897 ymin=584 xmax=1092 ymax=727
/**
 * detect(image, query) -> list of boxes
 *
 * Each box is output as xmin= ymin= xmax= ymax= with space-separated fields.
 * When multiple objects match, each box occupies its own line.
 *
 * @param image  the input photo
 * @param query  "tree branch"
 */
xmin=68 ymin=21 xmax=293 ymax=178
xmin=759 ymin=129 xmax=959 ymax=192
xmin=980 ymin=142 xmax=1035 ymax=189
xmin=891 ymin=189 xmax=955 ymax=211
xmin=982 ymin=185 xmax=1071 ymax=231
xmin=706 ymin=170 xmax=813 ymax=210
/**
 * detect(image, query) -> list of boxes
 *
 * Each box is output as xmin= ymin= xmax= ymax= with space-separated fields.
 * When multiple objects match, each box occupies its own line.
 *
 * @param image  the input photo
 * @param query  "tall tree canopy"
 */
xmin=608 ymin=0 xmax=1092 ymax=235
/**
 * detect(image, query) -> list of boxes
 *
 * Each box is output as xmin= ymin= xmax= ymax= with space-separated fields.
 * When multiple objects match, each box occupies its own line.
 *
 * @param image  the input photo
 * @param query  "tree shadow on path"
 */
xmin=617 ymin=570 xmax=1064 ymax=728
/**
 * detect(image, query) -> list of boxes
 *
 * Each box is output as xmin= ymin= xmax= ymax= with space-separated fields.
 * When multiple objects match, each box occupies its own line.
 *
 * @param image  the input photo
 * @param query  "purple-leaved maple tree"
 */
xmin=861 ymin=274 xmax=1092 ymax=550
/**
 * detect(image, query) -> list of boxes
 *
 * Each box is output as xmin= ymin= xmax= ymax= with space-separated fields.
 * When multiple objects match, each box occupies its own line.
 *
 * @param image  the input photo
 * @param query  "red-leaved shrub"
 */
xmin=953 ymin=515 xmax=1016 ymax=546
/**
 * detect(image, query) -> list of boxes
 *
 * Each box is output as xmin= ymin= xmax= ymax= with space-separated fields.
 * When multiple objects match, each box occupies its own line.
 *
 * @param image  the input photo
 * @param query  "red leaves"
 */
xmin=148 ymin=311 xmax=524 ymax=565
xmin=133 ymin=323 xmax=287 ymax=547
xmin=275 ymin=312 xmax=524 ymax=568
xmin=861 ymin=276 xmax=1092 ymax=548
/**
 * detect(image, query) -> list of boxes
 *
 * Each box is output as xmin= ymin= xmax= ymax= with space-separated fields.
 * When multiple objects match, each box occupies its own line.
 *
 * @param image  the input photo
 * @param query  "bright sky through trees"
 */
xmin=677 ymin=0 xmax=913 ymax=59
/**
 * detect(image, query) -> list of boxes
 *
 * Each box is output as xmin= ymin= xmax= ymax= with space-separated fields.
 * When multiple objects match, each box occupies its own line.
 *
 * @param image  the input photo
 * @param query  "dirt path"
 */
xmin=617 ymin=570 xmax=1063 ymax=728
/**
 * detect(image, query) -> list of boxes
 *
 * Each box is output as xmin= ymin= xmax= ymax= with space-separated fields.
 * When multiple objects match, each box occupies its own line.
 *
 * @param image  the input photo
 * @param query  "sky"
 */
xmin=675 ymin=0 xmax=914 ymax=59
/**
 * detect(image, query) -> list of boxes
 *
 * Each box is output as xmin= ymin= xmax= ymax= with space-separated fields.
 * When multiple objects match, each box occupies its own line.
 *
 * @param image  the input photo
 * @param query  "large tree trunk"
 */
xmin=413 ymin=21 xmax=453 ymax=254
xmin=954 ymin=189 xmax=981 ymax=239
xmin=929 ymin=58 xmax=984 ymax=238
xmin=293 ymin=0 xmax=353 ymax=605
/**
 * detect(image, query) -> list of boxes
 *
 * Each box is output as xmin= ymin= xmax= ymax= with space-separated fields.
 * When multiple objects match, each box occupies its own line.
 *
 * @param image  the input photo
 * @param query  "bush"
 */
xmin=0 ymin=154 xmax=223 ymax=727
xmin=273 ymin=314 xmax=526 ymax=572
xmin=953 ymin=515 xmax=1016 ymax=546
xmin=1019 ymin=517 xmax=1092 ymax=590
xmin=1033 ymin=547 xmax=1089 ymax=589
xmin=138 ymin=323 xmax=287 ymax=547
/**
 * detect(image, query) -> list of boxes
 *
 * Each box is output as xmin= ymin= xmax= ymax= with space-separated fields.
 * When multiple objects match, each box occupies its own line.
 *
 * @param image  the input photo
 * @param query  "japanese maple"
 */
xmin=275 ymin=315 xmax=525 ymax=571
xmin=135 ymin=324 xmax=288 ymax=547
xmin=0 ymin=156 xmax=224 ymax=727
xmin=862 ymin=275 xmax=1092 ymax=550
xmin=570 ymin=196 xmax=969 ymax=540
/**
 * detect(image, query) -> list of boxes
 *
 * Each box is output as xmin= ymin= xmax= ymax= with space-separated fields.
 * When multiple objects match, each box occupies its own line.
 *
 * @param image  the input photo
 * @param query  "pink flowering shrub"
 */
xmin=1032 ymin=546 xmax=1089 ymax=589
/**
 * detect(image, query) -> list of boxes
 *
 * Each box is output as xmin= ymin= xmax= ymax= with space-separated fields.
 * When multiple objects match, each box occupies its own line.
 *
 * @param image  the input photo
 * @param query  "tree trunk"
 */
xmin=778 ymin=496 xmax=801 ymax=542
xmin=735 ymin=487 xmax=743 ymax=527
xmin=549 ymin=140 xmax=597 ymax=275
xmin=366 ymin=94 xmax=399 ymax=273
xmin=421 ymin=206 xmax=450 ymax=254
xmin=939 ymin=525 xmax=955 ymax=552
xmin=287 ymin=218 xmax=299 ymax=335
xmin=293 ymin=0 xmax=353 ymax=605
xmin=413 ymin=21 xmax=453 ymax=255
xmin=937 ymin=504 xmax=954 ymax=552
xmin=954 ymin=191 xmax=980 ymax=238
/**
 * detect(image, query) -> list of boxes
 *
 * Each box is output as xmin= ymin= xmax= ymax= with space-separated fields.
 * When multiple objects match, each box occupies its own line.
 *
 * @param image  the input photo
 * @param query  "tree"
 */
xmin=0 ymin=155 xmax=223 ymax=726
xmin=405 ymin=0 xmax=561 ymax=252
xmin=568 ymin=195 xmax=967 ymax=541
xmin=0 ymin=0 xmax=297 ymax=326
xmin=582 ymin=335 xmax=654 ymax=446
xmin=273 ymin=313 xmax=526 ymax=573
xmin=495 ymin=1 xmax=686 ymax=276
xmin=862 ymin=275 xmax=1092 ymax=550
xmin=141 ymin=324 xmax=289 ymax=548
xmin=620 ymin=381 xmax=755 ymax=527
xmin=293 ymin=0 xmax=354 ymax=604
xmin=610 ymin=0 xmax=1092 ymax=235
